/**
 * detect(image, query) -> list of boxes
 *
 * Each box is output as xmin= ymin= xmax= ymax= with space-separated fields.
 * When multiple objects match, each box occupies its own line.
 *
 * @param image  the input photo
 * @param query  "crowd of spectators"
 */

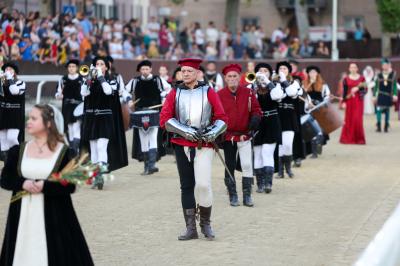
xmin=1 ymin=7 xmax=370 ymax=66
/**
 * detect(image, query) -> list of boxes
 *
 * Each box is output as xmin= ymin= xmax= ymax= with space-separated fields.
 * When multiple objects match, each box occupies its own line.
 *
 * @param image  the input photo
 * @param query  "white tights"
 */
xmin=89 ymin=138 xmax=109 ymax=164
xmin=0 ymin=129 xmax=20 ymax=151
xmin=253 ymin=143 xmax=276 ymax=168
xmin=67 ymin=121 xmax=81 ymax=142
xmin=279 ymin=131 xmax=295 ymax=156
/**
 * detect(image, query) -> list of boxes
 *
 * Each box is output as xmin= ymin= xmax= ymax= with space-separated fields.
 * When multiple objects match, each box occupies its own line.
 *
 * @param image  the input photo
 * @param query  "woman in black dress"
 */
xmin=0 ymin=104 xmax=93 ymax=266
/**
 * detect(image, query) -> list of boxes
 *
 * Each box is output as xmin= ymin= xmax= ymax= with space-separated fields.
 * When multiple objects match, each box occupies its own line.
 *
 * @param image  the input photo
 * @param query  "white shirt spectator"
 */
xmin=206 ymin=27 xmax=219 ymax=44
xmin=109 ymin=40 xmax=124 ymax=59
xmin=113 ymin=22 xmax=123 ymax=40
xmin=63 ymin=25 xmax=77 ymax=36
xmin=195 ymin=29 xmax=205 ymax=45
xmin=147 ymin=21 xmax=160 ymax=40
xmin=271 ymin=28 xmax=286 ymax=43
xmin=123 ymin=40 xmax=134 ymax=59
xmin=102 ymin=24 xmax=112 ymax=41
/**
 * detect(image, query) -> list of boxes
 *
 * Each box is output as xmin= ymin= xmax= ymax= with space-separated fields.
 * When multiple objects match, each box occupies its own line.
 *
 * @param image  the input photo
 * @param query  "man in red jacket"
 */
xmin=160 ymin=58 xmax=228 ymax=241
xmin=217 ymin=63 xmax=262 ymax=207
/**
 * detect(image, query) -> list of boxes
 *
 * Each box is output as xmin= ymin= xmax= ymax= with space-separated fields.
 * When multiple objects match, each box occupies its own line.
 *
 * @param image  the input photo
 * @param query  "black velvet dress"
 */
xmin=0 ymin=143 xmax=94 ymax=266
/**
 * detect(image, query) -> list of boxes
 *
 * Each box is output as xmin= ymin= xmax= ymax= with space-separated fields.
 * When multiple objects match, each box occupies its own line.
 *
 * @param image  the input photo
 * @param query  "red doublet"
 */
xmin=160 ymin=85 xmax=228 ymax=147
xmin=217 ymin=86 xmax=262 ymax=142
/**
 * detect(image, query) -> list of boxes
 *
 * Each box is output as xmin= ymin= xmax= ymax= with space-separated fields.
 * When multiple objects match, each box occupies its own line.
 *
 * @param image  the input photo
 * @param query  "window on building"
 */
xmin=241 ymin=17 xmax=259 ymax=30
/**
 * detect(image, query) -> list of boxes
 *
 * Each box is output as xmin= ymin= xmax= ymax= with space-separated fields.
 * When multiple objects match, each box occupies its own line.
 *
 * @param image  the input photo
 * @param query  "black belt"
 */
xmin=85 ymin=108 xmax=112 ymax=115
xmin=65 ymin=98 xmax=82 ymax=104
xmin=1 ymin=102 xmax=21 ymax=109
xmin=262 ymin=109 xmax=278 ymax=117
xmin=279 ymin=103 xmax=294 ymax=110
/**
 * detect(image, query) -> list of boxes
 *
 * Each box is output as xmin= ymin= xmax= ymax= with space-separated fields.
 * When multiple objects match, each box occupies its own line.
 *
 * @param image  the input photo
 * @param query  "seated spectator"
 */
xmin=288 ymin=37 xmax=301 ymax=58
xmin=109 ymin=36 xmax=123 ymax=59
xmin=232 ymin=34 xmax=246 ymax=59
xmin=10 ymin=36 xmax=21 ymax=60
xmin=19 ymin=33 xmax=33 ymax=61
xmin=123 ymin=36 xmax=134 ymax=59
xmin=299 ymin=38 xmax=313 ymax=58
xmin=67 ymin=33 xmax=80 ymax=58
xmin=315 ymin=40 xmax=330 ymax=58
xmin=147 ymin=40 xmax=159 ymax=58
xmin=205 ymin=42 xmax=218 ymax=60
xmin=272 ymin=36 xmax=288 ymax=59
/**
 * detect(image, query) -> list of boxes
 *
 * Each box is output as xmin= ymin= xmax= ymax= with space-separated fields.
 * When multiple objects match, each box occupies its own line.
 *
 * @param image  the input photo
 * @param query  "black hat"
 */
xmin=255 ymin=63 xmax=273 ymax=74
xmin=292 ymin=75 xmax=303 ymax=83
xmin=1 ymin=62 xmax=19 ymax=74
xmin=276 ymin=61 xmax=292 ymax=74
xmin=106 ymin=55 xmax=114 ymax=63
xmin=199 ymin=65 xmax=205 ymax=73
xmin=92 ymin=56 xmax=109 ymax=69
xmin=136 ymin=60 xmax=152 ymax=72
xmin=288 ymin=59 xmax=299 ymax=66
xmin=65 ymin=59 xmax=80 ymax=68
xmin=306 ymin=65 xmax=320 ymax=74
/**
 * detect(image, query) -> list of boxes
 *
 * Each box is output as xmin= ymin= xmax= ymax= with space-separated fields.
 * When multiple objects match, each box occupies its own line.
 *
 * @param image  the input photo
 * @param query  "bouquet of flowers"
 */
xmin=10 ymin=153 xmax=113 ymax=203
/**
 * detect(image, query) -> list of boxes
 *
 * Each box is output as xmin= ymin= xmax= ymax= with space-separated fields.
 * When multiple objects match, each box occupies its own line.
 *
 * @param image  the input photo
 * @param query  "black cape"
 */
xmin=0 ymin=143 xmax=94 ymax=266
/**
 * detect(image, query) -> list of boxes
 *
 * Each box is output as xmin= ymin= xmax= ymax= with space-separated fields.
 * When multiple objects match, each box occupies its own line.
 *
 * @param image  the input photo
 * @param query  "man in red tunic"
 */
xmin=160 ymin=58 xmax=228 ymax=241
xmin=217 ymin=64 xmax=262 ymax=207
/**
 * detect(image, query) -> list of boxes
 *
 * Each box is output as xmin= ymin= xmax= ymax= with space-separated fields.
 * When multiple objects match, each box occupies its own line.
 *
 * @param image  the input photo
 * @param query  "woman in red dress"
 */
xmin=340 ymin=63 xmax=366 ymax=144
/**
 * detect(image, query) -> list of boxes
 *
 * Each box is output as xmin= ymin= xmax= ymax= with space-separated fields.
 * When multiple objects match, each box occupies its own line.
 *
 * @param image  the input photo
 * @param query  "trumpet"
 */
xmin=79 ymin=65 xmax=97 ymax=80
xmin=245 ymin=72 xmax=256 ymax=83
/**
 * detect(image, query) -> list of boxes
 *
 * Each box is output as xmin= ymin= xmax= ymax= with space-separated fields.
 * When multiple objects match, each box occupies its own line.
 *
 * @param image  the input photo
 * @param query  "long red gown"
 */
xmin=339 ymin=76 xmax=366 ymax=144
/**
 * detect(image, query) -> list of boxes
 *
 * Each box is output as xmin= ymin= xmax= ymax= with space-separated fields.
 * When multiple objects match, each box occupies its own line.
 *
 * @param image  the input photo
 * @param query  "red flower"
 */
xmin=86 ymin=178 xmax=93 ymax=185
xmin=52 ymin=172 xmax=61 ymax=180
xmin=60 ymin=179 xmax=69 ymax=186
xmin=93 ymin=171 xmax=98 ymax=177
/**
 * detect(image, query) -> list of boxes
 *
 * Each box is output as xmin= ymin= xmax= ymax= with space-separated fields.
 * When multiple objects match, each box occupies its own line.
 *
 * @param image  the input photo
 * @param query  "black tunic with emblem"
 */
xmin=0 ymin=79 xmax=25 ymax=141
xmin=278 ymin=96 xmax=299 ymax=132
xmin=0 ymin=144 xmax=94 ymax=266
xmin=131 ymin=75 xmax=166 ymax=161
xmin=254 ymin=90 xmax=282 ymax=145
xmin=60 ymin=75 xmax=83 ymax=126
xmin=376 ymin=71 xmax=397 ymax=107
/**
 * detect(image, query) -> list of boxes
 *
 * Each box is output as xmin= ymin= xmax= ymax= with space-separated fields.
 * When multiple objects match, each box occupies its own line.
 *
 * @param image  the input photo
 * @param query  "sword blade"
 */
xmin=211 ymin=142 xmax=235 ymax=183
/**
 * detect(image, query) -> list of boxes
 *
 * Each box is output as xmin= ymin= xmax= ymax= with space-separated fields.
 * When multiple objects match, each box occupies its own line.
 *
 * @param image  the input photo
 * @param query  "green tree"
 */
xmin=376 ymin=0 xmax=400 ymax=56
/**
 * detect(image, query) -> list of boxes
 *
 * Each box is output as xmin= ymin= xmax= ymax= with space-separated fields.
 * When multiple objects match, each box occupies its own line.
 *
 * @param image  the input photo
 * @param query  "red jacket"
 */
xmin=160 ymin=85 xmax=228 ymax=147
xmin=217 ymin=86 xmax=262 ymax=142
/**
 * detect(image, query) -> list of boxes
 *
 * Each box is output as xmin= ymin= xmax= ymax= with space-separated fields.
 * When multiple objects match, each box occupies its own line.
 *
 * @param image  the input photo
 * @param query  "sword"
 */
xmin=211 ymin=141 xmax=235 ymax=184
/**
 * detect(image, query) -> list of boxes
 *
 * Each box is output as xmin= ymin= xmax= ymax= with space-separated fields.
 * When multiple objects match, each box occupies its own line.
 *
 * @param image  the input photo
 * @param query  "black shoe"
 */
xmin=242 ymin=177 xmax=254 ymax=207
xmin=199 ymin=206 xmax=215 ymax=240
xmin=283 ymin=156 xmax=294 ymax=178
xmin=147 ymin=148 xmax=159 ymax=174
xmin=178 ymin=208 xmax=199 ymax=241
xmin=384 ymin=123 xmax=389 ymax=133
xmin=224 ymin=177 xmax=239 ymax=206
xmin=311 ymin=139 xmax=318 ymax=159
xmin=141 ymin=152 xmax=150 ymax=175
xmin=277 ymin=157 xmax=284 ymax=178
xmin=376 ymin=122 xmax=382 ymax=132
xmin=254 ymin=168 xmax=265 ymax=193
xmin=264 ymin=166 xmax=274 ymax=194
xmin=0 ymin=151 xmax=8 ymax=162
xmin=293 ymin=158 xmax=302 ymax=168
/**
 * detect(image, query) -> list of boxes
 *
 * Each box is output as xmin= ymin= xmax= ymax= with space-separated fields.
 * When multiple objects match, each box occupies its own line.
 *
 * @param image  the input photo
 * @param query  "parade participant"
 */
xmin=217 ymin=63 xmax=262 ymax=207
xmin=0 ymin=104 xmax=94 ymax=266
xmin=160 ymin=58 xmax=227 ymax=240
xmin=0 ymin=62 xmax=25 ymax=162
xmin=275 ymin=61 xmax=302 ymax=178
xmin=339 ymin=63 xmax=366 ymax=144
xmin=303 ymin=65 xmax=330 ymax=158
xmin=80 ymin=56 xmax=126 ymax=189
xmin=239 ymin=61 xmax=255 ymax=87
xmin=373 ymin=58 xmax=398 ymax=132
xmin=159 ymin=65 xmax=172 ymax=95
xmin=55 ymin=59 xmax=83 ymax=153
xmin=363 ymin=66 xmax=375 ymax=115
xmin=252 ymin=62 xmax=284 ymax=194
xmin=292 ymin=74 xmax=306 ymax=167
xmin=125 ymin=60 xmax=165 ymax=175
xmin=172 ymin=66 xmax=183 ymax=87
xmin=205 ymin=61 xmax=224 ymax=91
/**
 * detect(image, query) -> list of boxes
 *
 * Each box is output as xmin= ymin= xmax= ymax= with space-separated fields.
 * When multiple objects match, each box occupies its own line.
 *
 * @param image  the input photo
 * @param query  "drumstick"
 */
xmin=147 ymin=103 xmax=164 ymax=110
xmin=129 ymin=98 xmax=141 ymax=111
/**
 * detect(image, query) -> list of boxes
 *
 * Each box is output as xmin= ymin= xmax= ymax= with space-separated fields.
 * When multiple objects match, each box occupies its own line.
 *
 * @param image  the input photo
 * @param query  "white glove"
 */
xmin=160 ymin=91 xmax=167 ymax=98
xmin=285 ymin=81 xmax=300 ymax=98
xmin=55 ymin=92 xmax=63 ymax=100
xmin=279 ymin=71 xmax=287 ymax=82
xmin=5 ymin=71 xmax=13 ymax=80
xmin=255 ymin=72 xmax=270 ymax=87
xmin=96 ymin=67 xmax=103 ymax=77
xmin=297 ymin=86 xmax=303 ymax=96
xmin=270 ymin=83 xmax=284 ymax=101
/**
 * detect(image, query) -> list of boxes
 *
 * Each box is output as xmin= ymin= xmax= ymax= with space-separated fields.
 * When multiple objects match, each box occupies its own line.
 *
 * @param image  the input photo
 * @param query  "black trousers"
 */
xmin=222 ymin=141 xmax=238 ymax=182
xmin=175 ymin=145 xmax=196 ymax=209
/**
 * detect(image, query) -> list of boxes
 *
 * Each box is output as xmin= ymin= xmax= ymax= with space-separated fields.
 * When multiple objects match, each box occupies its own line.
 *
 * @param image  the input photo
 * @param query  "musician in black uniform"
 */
xmin=275 ymin=61 xmax=302 ymax=178
xmin=55 ymin=59 xmax=83 ymax=153
xmin=125 ymin=60 xmax=165 ymax=175
xmin=252 ymin=63 xmax=284 ymax=193
xmin=80 ymin=56 xmax=127 ymax=189
xmin=0 ymin=62 xmax=26 ymax=161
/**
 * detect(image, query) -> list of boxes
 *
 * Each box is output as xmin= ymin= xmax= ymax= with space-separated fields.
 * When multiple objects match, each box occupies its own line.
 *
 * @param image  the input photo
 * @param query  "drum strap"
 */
xmin=279 ymin=103 xmax=294 ymax=110
xmin=262 ymin=109 xmax=278 ymax=117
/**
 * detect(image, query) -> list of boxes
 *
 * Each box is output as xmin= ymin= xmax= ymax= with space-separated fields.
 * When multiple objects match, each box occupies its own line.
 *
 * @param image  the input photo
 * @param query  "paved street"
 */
xmin=1 ymin=109 xmax=399 ymax=266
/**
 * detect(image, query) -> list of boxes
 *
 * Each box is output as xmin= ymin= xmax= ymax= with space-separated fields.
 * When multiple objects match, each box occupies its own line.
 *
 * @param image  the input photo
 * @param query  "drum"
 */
xmin=73 ymin=102 xmax=84 ymax=118
xmin=310 ymin=102 xmax=343 ymax=134
xmin=130 ymin=110 xmax=160 ymax=130
xmin=301 ymin=114 xmax=322 ymax=142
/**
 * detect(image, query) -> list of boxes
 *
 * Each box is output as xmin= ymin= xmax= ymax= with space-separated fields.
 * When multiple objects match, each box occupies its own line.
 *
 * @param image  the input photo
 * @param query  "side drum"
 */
xmin=311 ymin=102 xmax=342 ymax=134
xmin=130 ymin=110 xmax=160 ymax=130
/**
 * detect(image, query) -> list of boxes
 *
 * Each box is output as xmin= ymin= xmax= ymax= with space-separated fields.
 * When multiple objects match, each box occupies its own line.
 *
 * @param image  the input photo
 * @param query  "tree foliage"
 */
xmin=376 ymin=0 xmax=400 ymax=33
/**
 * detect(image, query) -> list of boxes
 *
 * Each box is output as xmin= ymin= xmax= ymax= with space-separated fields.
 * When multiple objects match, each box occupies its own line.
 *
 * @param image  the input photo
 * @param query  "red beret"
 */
xmin=222 ymin=64 xmax=242 ymax=75
xmin=178 ymin=58 xmax=203 ymax=69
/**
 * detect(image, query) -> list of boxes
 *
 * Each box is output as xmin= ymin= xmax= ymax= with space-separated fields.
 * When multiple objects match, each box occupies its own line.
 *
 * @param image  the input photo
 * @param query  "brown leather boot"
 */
xmin=178 ymin=208 xmax=198 ymax=241
xmin=199 ymin=206 xmax=215 ymax=240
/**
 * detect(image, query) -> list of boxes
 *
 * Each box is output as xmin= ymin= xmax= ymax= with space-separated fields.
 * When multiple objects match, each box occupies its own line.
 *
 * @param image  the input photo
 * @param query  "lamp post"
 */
xmin=331 ymin=0 xmax=339 ymax=61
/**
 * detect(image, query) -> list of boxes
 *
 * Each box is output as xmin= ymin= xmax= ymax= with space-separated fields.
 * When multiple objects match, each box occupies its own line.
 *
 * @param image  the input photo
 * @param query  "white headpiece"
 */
xmin=47 ymin=104 xmax=64 ymax=135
